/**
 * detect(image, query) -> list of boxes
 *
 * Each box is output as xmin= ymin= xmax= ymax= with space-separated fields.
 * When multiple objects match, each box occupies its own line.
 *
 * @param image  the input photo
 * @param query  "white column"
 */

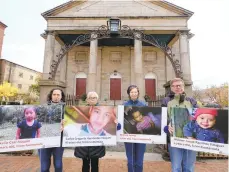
xmin=130 ymin=48 xmax=135 ymax=85
xmin=134 ymin=36 xmax=144 ymax=100
xmin=42 ymin=31 xmax=55 ymax=79
xmin=87 ymin=34 xmax=98 ymax=92
xmin=60 ymin=55 xmax=67 ymax=82
xmin=179 ymin=31 xmax=191 ymax=81
xmin=96 ymin=48 xmax=102 ymax=97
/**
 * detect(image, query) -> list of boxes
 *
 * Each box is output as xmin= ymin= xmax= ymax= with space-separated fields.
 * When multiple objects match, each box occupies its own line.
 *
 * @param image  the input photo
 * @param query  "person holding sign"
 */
xmin=74 ymin=91 xmax=106 ymax=172
xmin=16 ymin=107 xmax=41 ymax=139
xmin=162 ymin=78 xmax=198 ymax=172
xmin=183 ymin=108 xmax=224 ymax=143
xmin=123 ymin=85 xmax=147 ymax=172
xmin=39 ymin=88 xmax=65 ymax=172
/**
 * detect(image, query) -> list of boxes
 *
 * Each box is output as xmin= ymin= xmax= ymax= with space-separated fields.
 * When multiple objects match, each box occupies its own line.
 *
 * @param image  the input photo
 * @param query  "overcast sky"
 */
xmin=0 ymin=0 xmax=228 ymax=88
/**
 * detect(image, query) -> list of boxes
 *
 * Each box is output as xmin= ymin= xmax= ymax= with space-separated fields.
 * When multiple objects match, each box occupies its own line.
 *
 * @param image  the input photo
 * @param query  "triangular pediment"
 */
xmin=42 ymin=0 xmax=193 ymax=18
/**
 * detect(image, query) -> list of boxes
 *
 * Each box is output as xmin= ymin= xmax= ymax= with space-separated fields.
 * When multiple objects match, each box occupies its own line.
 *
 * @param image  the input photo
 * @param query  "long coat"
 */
xmin=74 ymin=104 xmax=105 ymax=159
xmin=74 ymin=145 xmax=105 ymax=159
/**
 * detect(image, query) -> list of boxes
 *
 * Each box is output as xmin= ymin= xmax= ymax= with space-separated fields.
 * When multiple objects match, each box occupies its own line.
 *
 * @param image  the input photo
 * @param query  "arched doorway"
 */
xmin=145 ymin=72 xmax=157 ymax=101
xmin=110 ymin=71 xmax=121 ymax=100
xmin=75 ymin=72 xmax=87 ymax=98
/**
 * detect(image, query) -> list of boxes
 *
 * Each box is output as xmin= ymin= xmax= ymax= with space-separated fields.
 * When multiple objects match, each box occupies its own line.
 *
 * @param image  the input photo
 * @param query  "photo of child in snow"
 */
xmin=124 ymin=106 xmax=161 ymax=135
xmin=16 ymin=107 xmax=41 ymax=139
xmin=0 ymin=104 xmax=62 ymax=141
xmin=63 ymin=106 xmax=117 ymax=137
xmin=172 ymin=107 xmax=228 ymax=144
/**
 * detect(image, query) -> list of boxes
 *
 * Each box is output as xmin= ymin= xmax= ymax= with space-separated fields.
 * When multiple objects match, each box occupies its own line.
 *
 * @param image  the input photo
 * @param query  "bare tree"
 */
xmin=204 ymin=83 xmax=228 ymax=107
xmin=192 ymin=86 xmax=203 ymax=101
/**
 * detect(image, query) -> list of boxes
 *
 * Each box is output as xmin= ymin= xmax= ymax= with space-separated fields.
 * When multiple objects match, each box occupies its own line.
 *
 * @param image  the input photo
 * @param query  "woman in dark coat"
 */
xmin=39 ymin=88 xmax=65 ymax=172
xmin=74 ymin=91 xmax=105 ymax=172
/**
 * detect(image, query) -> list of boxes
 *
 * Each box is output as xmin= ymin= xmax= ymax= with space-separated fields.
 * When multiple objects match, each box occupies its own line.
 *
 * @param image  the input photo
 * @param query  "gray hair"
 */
xmin=170 ymin=78 xmax=184 ymax=87
xmin=87 ymin=91 xmax=99 ymax=99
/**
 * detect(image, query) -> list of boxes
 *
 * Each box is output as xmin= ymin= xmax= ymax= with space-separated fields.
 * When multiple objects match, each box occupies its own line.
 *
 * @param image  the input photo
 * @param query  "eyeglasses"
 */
xmin=88 ymin=97 xmax=97 ymax=100
xmin=171 ymin=84 xmax=183 ymax=88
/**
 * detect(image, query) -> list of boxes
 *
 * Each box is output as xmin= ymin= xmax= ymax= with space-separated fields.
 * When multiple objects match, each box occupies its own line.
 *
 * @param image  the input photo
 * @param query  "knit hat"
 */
xmin=194 ymin=108 xmax=217 ymax=119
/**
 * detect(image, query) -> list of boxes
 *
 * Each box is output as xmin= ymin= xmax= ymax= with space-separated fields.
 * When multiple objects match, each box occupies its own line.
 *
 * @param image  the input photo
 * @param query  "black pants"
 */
xmin=82 ymin=158 xmax=99 ymax=172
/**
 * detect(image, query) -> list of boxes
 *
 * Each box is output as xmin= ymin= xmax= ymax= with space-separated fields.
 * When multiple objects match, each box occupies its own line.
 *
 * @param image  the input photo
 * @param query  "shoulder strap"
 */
xmin=186 ymin=97 xmax=198 ymax=108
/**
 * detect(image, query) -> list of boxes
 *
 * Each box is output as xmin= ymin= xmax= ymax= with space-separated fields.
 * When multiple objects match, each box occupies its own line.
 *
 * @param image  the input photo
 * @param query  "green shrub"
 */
xmin=81 ymin=94 xmax=87 ymax=101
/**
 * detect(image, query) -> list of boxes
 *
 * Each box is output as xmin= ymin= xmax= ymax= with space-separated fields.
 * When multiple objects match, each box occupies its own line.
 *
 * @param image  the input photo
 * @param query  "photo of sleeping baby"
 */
xmin=63 ymin=106 xmax=117 ymax=137
xmin=124 ymin=106 xmax=162 ymax=135
xmin=172 ymin=107 xmax=228 ymax=144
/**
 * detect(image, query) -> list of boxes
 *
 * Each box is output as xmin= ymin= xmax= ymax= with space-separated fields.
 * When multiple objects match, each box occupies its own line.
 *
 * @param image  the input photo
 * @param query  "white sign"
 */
xmin=0 ymin=104 xmax=62 ymax=152
xmin=171 ymin=137 xmax=229 ymax=155
xmin=63 ymin=106 xmax=117 ymax=147
xmin=117 ymin=106 xmax=167 ymax=144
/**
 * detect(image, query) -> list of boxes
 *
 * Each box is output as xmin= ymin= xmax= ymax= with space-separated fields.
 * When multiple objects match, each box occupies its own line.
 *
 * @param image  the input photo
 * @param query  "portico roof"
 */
xmin=58 ymin=33 xmax=175 ymax=46
xmin=0 ymin=21 xmax=7 ymax=28
xmin=42 ymin=0 xmax=193 ymax=19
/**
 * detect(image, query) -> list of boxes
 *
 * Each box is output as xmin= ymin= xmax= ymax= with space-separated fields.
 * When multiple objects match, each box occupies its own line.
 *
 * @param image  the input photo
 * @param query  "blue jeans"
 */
xmin=124 ymin=143 xmax=146 ymax=172
xmin=38 ymin=147 xmax=64 ymax=172
xmin=168 ymin=144 xmax=196 ymax=172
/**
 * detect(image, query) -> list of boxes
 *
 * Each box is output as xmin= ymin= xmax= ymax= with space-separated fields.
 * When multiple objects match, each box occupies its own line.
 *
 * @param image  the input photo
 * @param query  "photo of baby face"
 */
xmin=196 ymin=113 xmax=216 ymax=129
xmin=172 ymin=107 xmax=228 ymax=144
xmin=132 ymin=111 xmax=143 ymax=122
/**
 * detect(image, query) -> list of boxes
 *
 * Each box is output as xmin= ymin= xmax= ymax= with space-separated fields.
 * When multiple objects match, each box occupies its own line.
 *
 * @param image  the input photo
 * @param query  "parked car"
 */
xmin=204 ymin=103 xmax=221 ymax=108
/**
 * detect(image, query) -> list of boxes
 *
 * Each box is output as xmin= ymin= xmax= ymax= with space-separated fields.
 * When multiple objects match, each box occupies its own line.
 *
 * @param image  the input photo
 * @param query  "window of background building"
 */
xmin=19 ymin=72 xmax=23 ymax=78
xmin=30 ymin=75 xmax=33 ymax=80
xmin=18 ymin=84 xmax=22 ymax=89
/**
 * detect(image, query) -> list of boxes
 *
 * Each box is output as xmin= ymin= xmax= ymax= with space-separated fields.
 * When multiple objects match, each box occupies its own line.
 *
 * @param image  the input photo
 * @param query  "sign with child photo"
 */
xmin=0 ymin=104 xmax=63 ymax=152
xmin=62 ymin=106 xmax=117 ymax=147
xmin=170 ymin=107 xmax=228 ymax=155
xmin=117 ymin=106 xmax=167 ymax=144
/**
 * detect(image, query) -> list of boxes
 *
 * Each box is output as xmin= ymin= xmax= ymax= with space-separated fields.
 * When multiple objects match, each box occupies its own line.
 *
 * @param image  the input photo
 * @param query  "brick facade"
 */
xmin=0 ymin=21 xmax=7 ymax=58
xmin=0 ymin=59 xmax=41 ymax=93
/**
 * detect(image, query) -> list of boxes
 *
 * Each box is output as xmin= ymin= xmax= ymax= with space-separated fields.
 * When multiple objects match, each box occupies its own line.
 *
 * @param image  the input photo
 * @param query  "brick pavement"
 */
xmin=0 ymin=156 xmax=227 ymax=172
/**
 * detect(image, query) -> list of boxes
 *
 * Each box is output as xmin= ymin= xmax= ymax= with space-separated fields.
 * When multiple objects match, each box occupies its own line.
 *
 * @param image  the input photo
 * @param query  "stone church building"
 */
xmin=39 ymin=0 xmax=194 ymax=103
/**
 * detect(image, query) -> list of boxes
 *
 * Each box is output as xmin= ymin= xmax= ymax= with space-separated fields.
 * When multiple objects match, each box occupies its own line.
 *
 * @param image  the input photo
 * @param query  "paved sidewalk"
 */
xmin=64 ymin=150 xmax=164 ymax=161
xmin=0 ymin=156 xmax=228 ymax=172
